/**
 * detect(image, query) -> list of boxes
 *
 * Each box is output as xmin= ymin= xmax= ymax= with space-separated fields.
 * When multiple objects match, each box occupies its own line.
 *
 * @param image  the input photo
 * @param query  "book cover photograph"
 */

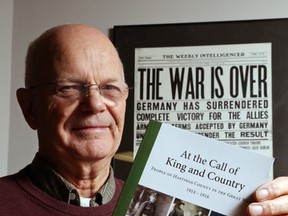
xmin=113 ymin=120 xmax=274 ymax=216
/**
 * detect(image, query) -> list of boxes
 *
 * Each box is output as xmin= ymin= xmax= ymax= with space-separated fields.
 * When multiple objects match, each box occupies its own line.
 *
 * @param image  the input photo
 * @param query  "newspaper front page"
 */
xmin=134 ymin=43 xmax=272 ymax=159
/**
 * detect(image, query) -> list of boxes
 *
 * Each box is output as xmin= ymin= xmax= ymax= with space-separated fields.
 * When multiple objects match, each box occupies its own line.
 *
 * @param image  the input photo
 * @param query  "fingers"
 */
xmin=248 ymin=177 xmax=288 ymax=216
xmin=248 ymin=195 xmax=288 ymax=216
xmin=255 ymin=177 xmax=288 ymax=201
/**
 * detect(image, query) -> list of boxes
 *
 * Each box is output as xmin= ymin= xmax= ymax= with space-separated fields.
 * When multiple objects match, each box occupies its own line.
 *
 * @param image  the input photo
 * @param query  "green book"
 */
xmin=113 ymin=120 xmax=161 ymax=216
xmin=113 ymin=120 xmax=273 ymax=216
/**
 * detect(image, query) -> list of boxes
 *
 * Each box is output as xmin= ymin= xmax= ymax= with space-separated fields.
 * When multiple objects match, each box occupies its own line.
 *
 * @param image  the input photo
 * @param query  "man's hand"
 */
xmin=248 ymin=177 xmax=288 ymax=215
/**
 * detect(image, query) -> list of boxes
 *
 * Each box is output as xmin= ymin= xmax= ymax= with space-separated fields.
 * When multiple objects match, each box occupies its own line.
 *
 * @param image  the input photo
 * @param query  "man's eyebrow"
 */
xmin=54 ymin=78 xmax=82 ymax=83
xmin=54 ymin=78 xmax=125 ymax=84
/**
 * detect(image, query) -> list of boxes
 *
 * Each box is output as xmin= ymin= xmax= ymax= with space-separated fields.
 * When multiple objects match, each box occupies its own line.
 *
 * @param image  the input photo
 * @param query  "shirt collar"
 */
xmin=27 ymin=153 xmax=116 ymax=206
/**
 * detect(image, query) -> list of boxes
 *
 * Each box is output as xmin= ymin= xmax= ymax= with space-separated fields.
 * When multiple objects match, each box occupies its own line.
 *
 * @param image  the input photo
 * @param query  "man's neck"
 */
xmin=38 ymin=151 xmax=111 ymax=197
xmin=60 ymin=165 xmax=110 ymax=198
xmin=28 ymin=153 xmax=116 ymax=205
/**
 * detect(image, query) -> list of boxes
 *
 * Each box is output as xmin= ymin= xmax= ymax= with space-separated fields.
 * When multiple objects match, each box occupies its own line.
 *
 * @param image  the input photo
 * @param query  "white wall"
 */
xmin=0 ymin=0 xmax=13 ymax=176
xmin=4 ymin=0 xmax=288 ymax=176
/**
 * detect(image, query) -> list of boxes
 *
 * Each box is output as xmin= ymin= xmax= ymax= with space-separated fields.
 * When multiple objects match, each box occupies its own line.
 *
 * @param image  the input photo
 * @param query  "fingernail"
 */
xmin=249 ymin=205 xmax=263 ymax=216
xmin=256 ymin=189 xmax=269 ymax=200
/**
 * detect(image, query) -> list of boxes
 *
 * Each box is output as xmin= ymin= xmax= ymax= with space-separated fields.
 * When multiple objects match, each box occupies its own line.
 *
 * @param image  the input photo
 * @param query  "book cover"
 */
xmin=113 ymin=120 xmax=274 ymax=216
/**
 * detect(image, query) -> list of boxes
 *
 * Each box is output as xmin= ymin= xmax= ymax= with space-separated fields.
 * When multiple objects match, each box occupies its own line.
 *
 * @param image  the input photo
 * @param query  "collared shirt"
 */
xmin=26 ymin=154 xmax=116 ymax=207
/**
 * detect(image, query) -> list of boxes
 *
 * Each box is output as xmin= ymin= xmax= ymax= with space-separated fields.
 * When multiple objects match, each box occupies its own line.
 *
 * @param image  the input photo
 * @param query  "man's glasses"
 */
xmin=29 ymin=80 xmax=130 ymax=106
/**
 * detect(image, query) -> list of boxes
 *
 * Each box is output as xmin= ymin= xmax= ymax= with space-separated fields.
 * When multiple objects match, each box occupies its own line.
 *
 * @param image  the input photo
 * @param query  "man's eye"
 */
xmin=100 ymin=84 xmax=119 ymax=91
xmin=58 ymin=84 xmax=81 ymax=92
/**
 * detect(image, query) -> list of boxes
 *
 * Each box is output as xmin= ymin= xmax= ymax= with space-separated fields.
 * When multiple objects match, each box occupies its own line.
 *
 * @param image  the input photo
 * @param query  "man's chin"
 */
xmin=73 ymin=139 xmax=116 ymax=156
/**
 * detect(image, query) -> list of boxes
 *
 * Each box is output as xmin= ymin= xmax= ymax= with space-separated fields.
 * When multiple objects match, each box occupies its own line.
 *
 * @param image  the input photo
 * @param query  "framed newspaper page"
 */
xmin=113 ymin=19 xmax=288 ymax=180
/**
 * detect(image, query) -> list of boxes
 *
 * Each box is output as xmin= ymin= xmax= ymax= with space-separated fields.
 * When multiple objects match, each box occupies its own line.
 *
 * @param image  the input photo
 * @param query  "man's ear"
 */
xmin=16 ymin=88 xmax=38 ymax=130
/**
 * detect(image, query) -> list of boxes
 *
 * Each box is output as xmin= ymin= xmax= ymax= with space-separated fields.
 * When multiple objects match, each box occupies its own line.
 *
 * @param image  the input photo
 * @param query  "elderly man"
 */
xmin=0 ymin=24 xmax=287 ymax=215
xmin=0 ymin=24 xmax=127 ymax=215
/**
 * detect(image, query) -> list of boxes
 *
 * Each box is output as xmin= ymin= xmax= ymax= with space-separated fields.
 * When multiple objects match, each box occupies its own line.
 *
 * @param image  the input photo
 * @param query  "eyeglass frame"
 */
xmin=28 ymin=79 xmax=131 ymax=106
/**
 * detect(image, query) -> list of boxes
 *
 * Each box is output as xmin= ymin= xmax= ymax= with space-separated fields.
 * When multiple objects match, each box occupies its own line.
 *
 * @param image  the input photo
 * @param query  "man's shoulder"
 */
xmin=115 ymin=177 xmax=124 ymax=185
xmin=0 ymin=168 xmax=30 ymax=208
xmin=113 ymin=177 xmax=125 ymax=201
xmin=0 ymin=172 xmax=18 ymax=185
xmin=0 ymin=166 xmax=31 ymax=194
xmin=115 ymin=177 xmax=125 ymax=190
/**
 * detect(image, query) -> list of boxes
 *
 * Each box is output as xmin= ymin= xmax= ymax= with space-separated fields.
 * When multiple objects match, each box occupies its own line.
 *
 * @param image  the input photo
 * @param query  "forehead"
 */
xmin=26 ymin=25 xmax=125 ymax=87
xmin=50 ymin=35 xmax=123 ymax=83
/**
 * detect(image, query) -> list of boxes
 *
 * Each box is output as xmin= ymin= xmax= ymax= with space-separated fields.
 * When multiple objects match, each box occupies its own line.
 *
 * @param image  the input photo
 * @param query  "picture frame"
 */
xmin=113 ymin=19 xmax=288 ymax=180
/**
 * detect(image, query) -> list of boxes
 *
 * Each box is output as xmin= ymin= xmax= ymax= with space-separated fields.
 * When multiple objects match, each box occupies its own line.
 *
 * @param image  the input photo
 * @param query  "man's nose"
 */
xmin=80 ymin=87 xmax=106 ymax=113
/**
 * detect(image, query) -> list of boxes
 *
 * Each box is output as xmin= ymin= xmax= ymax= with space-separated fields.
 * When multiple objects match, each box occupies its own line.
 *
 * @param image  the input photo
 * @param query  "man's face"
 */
xmin=30 ymin=35 xmax=127 ymax=164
